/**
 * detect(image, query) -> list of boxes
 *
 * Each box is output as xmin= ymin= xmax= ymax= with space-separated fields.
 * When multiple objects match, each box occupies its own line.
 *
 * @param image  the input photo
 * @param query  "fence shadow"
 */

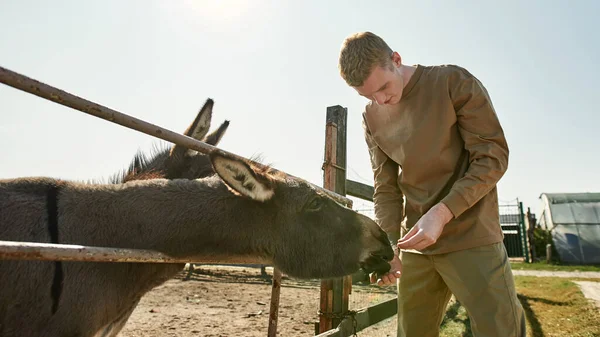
xmin=437 ymin=294 xmax=553 ymax=337
xmin=173 ymin=266 xmax=275 ymax=286
xmin=517 ymin=294 xmax=545 ymax=337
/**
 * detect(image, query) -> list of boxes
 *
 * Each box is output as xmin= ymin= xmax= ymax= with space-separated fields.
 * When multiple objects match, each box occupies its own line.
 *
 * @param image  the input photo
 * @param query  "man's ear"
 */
xmin=391 ymin=51 xmax=402 ymax=67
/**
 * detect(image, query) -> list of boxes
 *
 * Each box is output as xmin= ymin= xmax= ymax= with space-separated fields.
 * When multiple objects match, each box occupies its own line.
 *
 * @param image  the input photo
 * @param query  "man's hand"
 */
xmin=370 ymin=251 xmax=402 ymax=286
xmin=397 ymin=202 xmax=454 ymax=251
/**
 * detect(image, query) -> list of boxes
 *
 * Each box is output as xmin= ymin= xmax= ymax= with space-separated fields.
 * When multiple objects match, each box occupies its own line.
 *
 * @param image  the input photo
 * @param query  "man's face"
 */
xmin=353 ymin=54 xmax=404 ymax=105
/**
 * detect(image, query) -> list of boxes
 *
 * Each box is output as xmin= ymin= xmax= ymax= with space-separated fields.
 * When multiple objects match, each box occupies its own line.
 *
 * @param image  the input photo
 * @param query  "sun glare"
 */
xmin=181 ymin=0 xmax=258 ymax=24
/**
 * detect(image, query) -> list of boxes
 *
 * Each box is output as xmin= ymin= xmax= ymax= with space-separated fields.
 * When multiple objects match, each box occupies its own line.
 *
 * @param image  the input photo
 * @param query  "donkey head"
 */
xmin=208 ymin=151 xmax=394 ymax=279
xmin=120 ymin=98 xmax=229 ymax=183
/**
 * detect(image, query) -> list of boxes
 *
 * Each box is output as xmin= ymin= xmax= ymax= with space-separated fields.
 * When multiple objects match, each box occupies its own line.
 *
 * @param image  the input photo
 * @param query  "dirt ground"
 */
xmin=117 ymin=265 xmax=600 ymax=337
xmin=120 ymin=265 xmax=398 ymax=337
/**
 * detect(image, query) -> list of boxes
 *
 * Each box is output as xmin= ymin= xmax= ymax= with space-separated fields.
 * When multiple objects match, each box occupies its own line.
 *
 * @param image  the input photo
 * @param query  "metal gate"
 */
xmin=499 ymin=201 xmax=529 ymax=261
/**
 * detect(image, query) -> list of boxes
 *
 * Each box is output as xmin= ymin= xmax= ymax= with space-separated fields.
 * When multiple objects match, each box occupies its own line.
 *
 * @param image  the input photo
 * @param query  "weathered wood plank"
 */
xmin=346 ymin=179 xmax=374 ymax=202
xmin=0 ymin=240 xmax=265 ymax=264
xmin=320 ymin=105 xmax=352 ymax=332
xmin=267 ymin=268 xmax=282 ymax=337
xmin=315 ymin=298 xmax=398 ymax=337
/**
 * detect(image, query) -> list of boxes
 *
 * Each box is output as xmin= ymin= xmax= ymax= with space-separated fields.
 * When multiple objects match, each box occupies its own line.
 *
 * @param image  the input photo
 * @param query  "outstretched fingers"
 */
xmin=397 ymin=226 xmax=424 ymax=249
xmin=371 ymin=271 xmax=401 ymax=286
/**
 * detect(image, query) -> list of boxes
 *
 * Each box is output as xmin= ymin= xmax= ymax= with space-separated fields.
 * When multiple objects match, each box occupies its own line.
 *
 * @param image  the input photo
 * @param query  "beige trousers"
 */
xmin=396 ymin=242 xmax=526 ymax=337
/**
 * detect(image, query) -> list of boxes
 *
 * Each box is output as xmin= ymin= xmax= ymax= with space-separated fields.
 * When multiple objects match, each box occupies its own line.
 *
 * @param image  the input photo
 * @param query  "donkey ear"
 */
xmin=185 ymin=98 xmax=214 ymax=141
xmin=209 ymin=152 xmax=275 ymax=202
xmin=202 ymin=120 xmax=230 ymax=146
xmin=170 ymin=98 xmax=215 ymax=157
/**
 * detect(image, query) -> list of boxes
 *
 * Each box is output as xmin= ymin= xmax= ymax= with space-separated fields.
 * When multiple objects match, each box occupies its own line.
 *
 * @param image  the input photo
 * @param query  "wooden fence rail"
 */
xmin=0 ymin=65 xmax=352 ymax=208
xmin=346 ymin=180 xmax=375 ymax=202
xmin=0 ymin=240 xmax=263 ymax=264
xmin=315 ymin=298 xmax=397 ymax=337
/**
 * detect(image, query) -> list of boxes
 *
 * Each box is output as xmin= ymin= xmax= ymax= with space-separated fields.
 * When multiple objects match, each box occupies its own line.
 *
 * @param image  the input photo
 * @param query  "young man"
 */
xmin=338 ymin=31 xmax=526 ymax=337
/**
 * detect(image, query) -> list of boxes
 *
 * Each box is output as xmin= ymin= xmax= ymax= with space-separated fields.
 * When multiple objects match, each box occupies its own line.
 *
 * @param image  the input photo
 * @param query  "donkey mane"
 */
xmin=75 ymin=143 xmax=169 ymax=186
xmin=107 ymin=142 xmax=276 ymax=186
xmin=78 ymin=143 xmax=171 ymax=186
xmin=106 ymin=142 xmax=172 ymax=184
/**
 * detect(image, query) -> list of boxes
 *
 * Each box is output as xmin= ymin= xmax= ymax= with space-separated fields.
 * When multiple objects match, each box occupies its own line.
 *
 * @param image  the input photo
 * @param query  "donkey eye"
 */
xmin=306 ymin=197 xmax=323 ymax=212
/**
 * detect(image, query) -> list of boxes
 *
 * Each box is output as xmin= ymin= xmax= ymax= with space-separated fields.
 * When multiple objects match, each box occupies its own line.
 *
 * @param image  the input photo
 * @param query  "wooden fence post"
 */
xmin=319 ymin=105 xmax=351 ymax=333
xmin=267 ymin=268 xmax=282 ymax=337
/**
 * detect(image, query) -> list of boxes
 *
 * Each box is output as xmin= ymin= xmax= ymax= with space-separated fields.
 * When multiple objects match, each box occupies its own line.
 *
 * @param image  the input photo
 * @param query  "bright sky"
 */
xmin=1 ymin=0 xmax=598 ymax=218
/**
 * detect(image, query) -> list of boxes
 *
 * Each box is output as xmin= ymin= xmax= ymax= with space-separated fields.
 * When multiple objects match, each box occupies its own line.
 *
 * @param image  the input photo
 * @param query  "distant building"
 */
xmin=538 ymin=192 xmax=600 ymax=264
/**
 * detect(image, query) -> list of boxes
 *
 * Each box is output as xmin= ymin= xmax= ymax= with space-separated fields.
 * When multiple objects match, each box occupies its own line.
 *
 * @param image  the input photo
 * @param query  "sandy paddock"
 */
xmin=120 ymin=265 xmax=398 ymax=337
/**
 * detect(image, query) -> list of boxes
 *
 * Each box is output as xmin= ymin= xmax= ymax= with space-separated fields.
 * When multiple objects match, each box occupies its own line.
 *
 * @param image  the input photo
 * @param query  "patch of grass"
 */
xmin=439 ymin=298 xmax=471 ymax=337
xmin=571 ymin=278 xmax=600 ymax=283
xmin=511 ymin=261 xmax=600 ymax=273
xmin=439 ymin=276 xmax=600 ymax=337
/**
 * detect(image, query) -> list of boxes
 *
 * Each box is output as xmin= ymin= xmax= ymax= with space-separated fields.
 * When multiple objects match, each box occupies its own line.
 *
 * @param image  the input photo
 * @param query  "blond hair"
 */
xmin=338 ymin=32 xmax=394 ymax=87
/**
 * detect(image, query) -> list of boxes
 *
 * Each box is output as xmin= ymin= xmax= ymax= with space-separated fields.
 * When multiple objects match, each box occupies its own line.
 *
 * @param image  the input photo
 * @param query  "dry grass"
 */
xmin=439 ymin=276 xmax=600 ymax=337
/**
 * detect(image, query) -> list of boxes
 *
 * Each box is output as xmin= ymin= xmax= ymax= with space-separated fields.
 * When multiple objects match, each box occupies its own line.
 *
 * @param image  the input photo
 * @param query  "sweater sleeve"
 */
xmin=362 ymin=114 xmax=405 ymax=243
xmin=441 ymin=67 xmax=510 ymax=218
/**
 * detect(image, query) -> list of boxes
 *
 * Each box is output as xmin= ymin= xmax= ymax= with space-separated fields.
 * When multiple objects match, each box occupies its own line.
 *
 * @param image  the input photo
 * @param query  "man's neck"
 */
xmin=400 ymin=65 xmax=417 ymax=89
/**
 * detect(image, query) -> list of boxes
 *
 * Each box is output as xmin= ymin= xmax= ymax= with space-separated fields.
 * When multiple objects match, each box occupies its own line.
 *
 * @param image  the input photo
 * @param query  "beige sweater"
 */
xmin=362 ymin=64 xmax=509 ymax=255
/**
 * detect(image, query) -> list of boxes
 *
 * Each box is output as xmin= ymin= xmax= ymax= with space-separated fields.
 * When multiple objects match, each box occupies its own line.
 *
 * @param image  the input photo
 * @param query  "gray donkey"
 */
xmin=0 ymin=150 xmax=394 ymax=337
xmin=113 ymin=98 xmax=268 ymax=279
